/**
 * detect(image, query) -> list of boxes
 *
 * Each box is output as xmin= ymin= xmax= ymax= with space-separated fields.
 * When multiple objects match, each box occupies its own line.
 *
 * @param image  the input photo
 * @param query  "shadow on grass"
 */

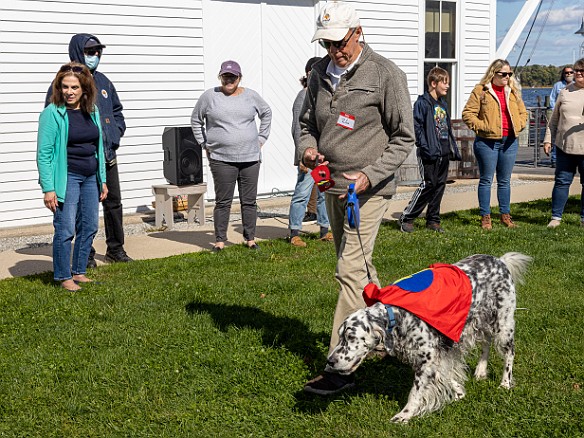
xmin=185 ymin=300 xmax=328 ymax=367
xmin=185 ymin=301 xmax=414 ymax=413
xmin=293 ymin=355 xmax=414 ymax=414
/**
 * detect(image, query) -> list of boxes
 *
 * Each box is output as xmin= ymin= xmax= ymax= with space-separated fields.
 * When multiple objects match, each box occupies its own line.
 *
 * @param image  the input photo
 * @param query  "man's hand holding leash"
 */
xmin=339 ymin=171 xmax=370 ymax=200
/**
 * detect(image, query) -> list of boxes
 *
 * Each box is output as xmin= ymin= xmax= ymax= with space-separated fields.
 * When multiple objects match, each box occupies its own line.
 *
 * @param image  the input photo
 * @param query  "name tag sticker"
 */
xmin=337 ymin=112 xmax=355 ymax=130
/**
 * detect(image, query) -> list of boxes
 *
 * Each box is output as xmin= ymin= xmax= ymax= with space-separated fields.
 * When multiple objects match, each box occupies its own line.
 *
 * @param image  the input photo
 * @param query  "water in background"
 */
xmin=522 ymin=87 xmax=552 ymax=108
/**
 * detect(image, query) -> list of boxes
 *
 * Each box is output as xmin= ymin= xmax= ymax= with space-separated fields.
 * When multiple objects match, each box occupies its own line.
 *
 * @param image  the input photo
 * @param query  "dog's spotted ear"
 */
xmin=366 ymin=303 xmax=387 ymax=326
xmin=366 ymin=303 xmax=388 ymax=337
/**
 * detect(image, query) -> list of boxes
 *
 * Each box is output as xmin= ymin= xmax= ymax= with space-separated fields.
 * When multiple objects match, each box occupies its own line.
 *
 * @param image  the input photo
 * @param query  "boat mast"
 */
xmin=496 ymin=0 xmax=542 ymax=60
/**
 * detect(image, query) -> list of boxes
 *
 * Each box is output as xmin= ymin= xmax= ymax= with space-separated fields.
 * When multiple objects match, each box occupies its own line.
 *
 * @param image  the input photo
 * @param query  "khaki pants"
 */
xmin=325 ymin=193 xmax=391 ymax=353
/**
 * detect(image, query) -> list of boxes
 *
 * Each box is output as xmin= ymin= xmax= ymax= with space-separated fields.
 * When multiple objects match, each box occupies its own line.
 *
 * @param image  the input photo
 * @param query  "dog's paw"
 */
xmin=473 ymin=368 xmax=488 ymax=381
xmin=452 ymin=385 xmax=466 ymax=401
xmin=390 ymin=412 xmax=411 ymax=424
xmin=500 ymin=378 xmax=515 ymax=389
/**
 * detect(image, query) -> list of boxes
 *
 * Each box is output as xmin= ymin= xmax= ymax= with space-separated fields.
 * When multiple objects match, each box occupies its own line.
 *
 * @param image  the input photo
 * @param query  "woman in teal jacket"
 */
xmin=37 ymin=62 xmax=107 ymax=291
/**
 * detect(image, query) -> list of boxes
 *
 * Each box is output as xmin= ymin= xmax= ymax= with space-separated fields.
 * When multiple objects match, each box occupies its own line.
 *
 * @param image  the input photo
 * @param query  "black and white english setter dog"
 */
xmin=326 ymin=252 xmax=532 ymax=423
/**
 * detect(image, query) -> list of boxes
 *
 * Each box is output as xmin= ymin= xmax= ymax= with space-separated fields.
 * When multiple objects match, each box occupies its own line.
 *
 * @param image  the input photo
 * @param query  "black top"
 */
xmin=428 ymin=95 xmax=451 ymax=157
xmin=66 ymin=109 xmax=99 ymax=176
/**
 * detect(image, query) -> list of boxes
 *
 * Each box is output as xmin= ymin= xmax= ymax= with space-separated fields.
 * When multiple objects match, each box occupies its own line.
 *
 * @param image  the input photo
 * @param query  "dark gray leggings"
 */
xmin=209 ymin=159 xmax=260 ymax=242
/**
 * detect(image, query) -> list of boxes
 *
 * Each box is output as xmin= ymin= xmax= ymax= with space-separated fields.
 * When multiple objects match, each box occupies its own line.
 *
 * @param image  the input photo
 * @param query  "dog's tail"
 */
xmin=499 ymin=252 xmax=532 ymax=285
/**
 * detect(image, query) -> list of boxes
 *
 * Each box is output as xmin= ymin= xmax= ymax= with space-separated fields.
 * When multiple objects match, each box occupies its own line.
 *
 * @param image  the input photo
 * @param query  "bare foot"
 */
xmin=72 ymin=274 xmax=92 ymax=283
xmin=61 ymin=279 xmax=82 ymax=291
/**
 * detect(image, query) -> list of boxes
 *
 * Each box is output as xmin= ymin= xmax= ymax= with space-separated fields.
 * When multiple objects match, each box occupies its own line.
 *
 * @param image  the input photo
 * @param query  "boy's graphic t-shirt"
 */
xmin=431 ymin=96 xmax=450 ymax=157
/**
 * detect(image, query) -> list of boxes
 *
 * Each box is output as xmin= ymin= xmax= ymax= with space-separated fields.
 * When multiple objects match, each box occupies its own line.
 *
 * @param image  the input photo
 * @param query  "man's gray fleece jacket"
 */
xmin=298 ymin=43 xmax=415 ymax=196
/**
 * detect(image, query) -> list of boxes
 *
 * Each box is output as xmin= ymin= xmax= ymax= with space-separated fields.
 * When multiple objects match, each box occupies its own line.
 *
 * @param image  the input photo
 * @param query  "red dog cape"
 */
xmin=363 ymin=264 xmax=472 ymax=342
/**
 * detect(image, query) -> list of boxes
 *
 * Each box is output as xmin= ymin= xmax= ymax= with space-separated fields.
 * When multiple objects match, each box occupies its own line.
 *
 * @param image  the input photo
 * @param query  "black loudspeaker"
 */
xmin=162 ymin=126 xmax=203 ymax=186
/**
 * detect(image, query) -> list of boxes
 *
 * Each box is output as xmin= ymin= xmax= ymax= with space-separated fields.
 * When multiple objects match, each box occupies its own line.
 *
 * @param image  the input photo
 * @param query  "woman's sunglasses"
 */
xmin=495 ymin=71 xmax=513 ymax=78
xmin=59 ymin=65 xmax=85 ymax=74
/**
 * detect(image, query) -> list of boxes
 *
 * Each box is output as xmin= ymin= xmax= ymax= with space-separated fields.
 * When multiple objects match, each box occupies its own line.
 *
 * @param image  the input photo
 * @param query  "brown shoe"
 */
xmin=290 ymin=236 xmax=307 ymax=247
xmin=481 ymin=214 xmax=492 ymax=230
xmin=500 ymin=214 xmax=517 ymax=228
xmin=319 ymin=232 xmax=333 ymax=242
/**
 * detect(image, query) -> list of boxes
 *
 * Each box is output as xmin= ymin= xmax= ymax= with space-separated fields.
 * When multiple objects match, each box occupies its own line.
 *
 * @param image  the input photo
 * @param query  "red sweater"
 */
xmin=492 ymin=84 xmax=512 ymax=137
xmin=363 ymin=264 xmax=472 ymax=342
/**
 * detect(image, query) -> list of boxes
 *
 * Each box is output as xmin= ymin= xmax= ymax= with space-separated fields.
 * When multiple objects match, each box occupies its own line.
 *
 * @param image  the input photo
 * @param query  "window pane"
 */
xmin=425 ymin=0 xmax=440 ymax=58
xmin=441 ymin=1 xmax=456 ymax=59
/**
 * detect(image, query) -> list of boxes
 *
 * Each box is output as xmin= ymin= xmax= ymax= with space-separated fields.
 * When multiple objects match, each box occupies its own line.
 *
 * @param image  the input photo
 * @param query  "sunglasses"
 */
xmin=84 ymin=49 xmax=102 ymax=56
xmin=495 ymin=71 xmax=513 ymax=78
xmin=564 ymin=71 xmax=574 ymax=75
xmin=59 ymin=65 xmax=85 ymax=74
xmin=319 ymin=28 xmax=357 ymax=50
xmin=574 ymin=69 xmax=584 ymax=74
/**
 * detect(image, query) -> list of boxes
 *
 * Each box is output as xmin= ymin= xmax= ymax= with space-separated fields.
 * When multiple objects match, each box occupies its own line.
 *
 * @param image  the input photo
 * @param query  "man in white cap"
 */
xmin=299 ymin=1 xmax=415 ymax=395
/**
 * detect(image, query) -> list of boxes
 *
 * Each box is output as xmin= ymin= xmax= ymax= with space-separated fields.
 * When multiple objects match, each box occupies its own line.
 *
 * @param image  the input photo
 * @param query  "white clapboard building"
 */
xmin=0 ymin=0 xmax=503 ymax=230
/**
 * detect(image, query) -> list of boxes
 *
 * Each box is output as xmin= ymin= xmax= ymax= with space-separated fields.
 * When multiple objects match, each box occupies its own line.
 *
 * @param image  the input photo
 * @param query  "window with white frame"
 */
xmin=424 ymin=0 xmax=457 ymax=114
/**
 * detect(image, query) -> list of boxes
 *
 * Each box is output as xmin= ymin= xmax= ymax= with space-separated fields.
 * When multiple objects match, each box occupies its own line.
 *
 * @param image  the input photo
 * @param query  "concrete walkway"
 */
xmin=0 ymin=172 xmax=576 ymax=281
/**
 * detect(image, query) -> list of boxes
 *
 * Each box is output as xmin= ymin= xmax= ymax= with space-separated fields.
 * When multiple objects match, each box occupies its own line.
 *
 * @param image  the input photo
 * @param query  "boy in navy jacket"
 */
xmin=400 ymin=67 xmax=461 ymax=233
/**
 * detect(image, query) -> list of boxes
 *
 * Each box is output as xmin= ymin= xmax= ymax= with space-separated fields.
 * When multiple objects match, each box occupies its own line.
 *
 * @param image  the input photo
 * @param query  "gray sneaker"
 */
xmin=426 ymin=222 xmax=445 ymax=233
xmin=400 ymin=221 xmax=415 ymax=233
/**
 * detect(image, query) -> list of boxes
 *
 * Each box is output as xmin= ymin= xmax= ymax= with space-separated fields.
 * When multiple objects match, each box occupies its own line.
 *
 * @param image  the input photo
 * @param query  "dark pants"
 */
xmin=551 ymin=148 xmax=584 ymax=220
xmin=89 ymin=161 xmax=125 ymax=258
xmin=400 ymin=154 xmax=450 ymax=224
xmin=210 ymin=159 xmax=260 ymax=242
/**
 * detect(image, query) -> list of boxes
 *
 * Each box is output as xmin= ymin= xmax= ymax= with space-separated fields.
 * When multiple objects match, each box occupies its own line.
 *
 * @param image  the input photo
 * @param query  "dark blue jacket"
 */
xmin=45 ymin=33 xmax=126 ymax=162
xmin=413 ymin=92 xmax=461 ymax=162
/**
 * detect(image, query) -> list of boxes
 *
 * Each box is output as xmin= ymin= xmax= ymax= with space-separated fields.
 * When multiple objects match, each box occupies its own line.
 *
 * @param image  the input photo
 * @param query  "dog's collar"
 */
xmin=384 ymin=304 xmax=396 ymax=334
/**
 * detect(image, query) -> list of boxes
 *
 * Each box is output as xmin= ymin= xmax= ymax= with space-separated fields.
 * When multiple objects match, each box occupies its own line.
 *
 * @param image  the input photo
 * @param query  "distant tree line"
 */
xmin=515 ymin=64 xmax=570 ymax=87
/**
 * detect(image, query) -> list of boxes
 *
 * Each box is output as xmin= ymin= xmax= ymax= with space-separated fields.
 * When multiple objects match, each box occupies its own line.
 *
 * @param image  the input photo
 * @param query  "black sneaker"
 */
xmin=87 ymin=257 xmax=97 ymax=269
xmin=400 ymin=221 xmax=415 ymax=233
xmin=104 ymin=251 xmax=133 ymax=264
xmin=303 ymin=372 xmax=355 ymax=396
xmin=302 ymin=212 xmax=317 ymax=224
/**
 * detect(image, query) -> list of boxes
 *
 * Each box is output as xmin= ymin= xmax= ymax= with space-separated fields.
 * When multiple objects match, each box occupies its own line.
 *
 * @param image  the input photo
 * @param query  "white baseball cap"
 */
xmin=311 ymin=1 xmax=360 ymax=43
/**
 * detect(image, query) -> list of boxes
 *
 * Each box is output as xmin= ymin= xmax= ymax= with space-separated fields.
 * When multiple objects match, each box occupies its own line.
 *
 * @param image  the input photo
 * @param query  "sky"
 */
xmin=497 ymin=0 xmax=584 ymax=67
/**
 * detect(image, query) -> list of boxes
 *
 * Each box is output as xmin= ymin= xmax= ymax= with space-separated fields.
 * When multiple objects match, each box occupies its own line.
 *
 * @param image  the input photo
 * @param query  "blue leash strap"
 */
xmin=347 ymin=184 xmax=372 ymax=284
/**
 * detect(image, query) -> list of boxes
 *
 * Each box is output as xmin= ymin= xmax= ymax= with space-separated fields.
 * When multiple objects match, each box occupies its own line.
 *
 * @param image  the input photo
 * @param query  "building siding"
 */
xmin=0 ymin=0 xmax=204 ymax=228
xmin=0 ymin=0 xmax=496 ymax=230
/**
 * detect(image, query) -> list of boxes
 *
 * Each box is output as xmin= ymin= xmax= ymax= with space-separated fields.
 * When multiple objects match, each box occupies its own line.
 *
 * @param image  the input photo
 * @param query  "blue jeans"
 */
xmin=288 ymin=167 xmax=329 ymax=230
xmin=53 ymin=172 xmax=99 ymax=281
xmin=473 ymin=136 xmax=518 ymax=216
xmin=551 ymin=148 xmax=584 ymax=221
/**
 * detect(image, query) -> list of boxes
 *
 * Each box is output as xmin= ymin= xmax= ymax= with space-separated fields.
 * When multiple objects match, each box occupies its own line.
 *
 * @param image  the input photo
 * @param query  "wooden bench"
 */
xmin=152 ymin=183 xmax=207 ymax=230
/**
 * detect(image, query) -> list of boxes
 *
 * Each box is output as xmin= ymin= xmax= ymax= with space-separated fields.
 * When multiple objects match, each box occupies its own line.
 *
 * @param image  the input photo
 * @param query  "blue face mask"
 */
xmin=84 ymin=55 xmax=100 ymax=71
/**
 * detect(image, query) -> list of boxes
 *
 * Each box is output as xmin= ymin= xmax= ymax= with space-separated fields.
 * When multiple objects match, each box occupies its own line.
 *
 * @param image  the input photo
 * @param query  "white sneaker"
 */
xmin=547 ymin=219 xmax=561 ymax=228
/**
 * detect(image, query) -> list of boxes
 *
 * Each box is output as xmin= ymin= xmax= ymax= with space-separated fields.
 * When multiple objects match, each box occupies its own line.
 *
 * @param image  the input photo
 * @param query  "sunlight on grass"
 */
xmin=0 ymin=198 xmax=583 ymax=437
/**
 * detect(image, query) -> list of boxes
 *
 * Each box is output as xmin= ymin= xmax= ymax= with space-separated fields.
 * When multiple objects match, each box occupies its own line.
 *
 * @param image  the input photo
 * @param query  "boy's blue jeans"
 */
xmin=53 ymin=172 xmax=99 ymax=281
xmin=473 ymin=136 xmax=518 ymax=217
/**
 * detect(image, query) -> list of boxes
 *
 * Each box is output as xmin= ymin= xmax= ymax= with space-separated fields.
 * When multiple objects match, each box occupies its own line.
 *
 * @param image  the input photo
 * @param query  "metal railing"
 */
xmin=518 ymin=107 xmax=550 ymax=168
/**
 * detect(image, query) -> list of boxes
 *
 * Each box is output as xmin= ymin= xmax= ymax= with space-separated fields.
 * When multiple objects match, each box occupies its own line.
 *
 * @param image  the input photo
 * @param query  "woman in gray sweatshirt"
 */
xmin=191 ymin=60 xmax=272 ymax=252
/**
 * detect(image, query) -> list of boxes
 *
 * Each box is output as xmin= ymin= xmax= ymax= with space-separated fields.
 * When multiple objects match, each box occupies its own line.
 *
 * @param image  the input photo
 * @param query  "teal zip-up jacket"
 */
xmin=37 ymin=104 xmax=106 ymax=202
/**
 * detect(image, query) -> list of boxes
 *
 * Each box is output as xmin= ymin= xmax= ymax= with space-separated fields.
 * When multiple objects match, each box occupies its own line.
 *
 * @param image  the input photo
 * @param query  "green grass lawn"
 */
xmin=0 ymin=198 xmax=583 ymax=437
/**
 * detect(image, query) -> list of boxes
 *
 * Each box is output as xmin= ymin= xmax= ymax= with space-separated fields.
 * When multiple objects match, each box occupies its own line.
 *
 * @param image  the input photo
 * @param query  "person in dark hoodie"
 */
xmin=399 ymin=67 xmax=461 ymax=233
xmin=46 ymin=33 xmax=131 ymax=267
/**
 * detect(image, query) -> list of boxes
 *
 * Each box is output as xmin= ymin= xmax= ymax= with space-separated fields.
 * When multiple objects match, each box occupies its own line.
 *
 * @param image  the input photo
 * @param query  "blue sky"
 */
xmin=497 ymin=0 xmax=583 ymax=67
